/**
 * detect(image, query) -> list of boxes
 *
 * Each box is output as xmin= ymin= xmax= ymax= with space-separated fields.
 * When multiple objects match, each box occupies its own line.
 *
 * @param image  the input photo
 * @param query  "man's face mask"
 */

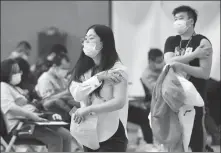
xmin=11 ymin=73 xmax=22 ymax=85
xmin=173 ymin=19 xmax=192 ymax=35
xmin=83 ymin=42 xmax=102 ymax=58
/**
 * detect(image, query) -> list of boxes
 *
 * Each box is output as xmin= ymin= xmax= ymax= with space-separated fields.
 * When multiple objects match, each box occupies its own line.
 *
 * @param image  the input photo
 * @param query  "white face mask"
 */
xmin=83 ymin=42 xmax=101 ymax=58
xmin=173 ymin=20 xmax=190 ymax=35
xmin=11 ymin=73 xmax=21 ymax=85
xmin=21 ymin=54 xmax=29 ymax=61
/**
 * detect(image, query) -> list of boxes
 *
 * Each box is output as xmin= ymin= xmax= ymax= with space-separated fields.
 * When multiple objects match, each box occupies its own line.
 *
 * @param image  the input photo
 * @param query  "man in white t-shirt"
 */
xmin=36 ymin=53 xmax=80 ymax=120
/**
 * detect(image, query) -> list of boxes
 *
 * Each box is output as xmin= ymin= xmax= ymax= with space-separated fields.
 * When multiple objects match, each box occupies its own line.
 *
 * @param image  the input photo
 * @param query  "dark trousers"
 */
xmin=83 ymin=121 xmax=128 ymax=152
xmin=189 ymin=106 xmax=204 ymax=152
xmin=128 ymin=104 xmax=153 ymax=143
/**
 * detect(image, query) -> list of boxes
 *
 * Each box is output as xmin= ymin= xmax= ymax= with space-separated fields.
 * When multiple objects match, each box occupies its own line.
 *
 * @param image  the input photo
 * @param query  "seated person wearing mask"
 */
xmin=9 ymin=41 xmax=38 ymax=101
xmin=32 ymin=44 xmax=68 ymax=80
xmin=129 ymin=48 xmax=165 ymax=144
xmin=141 ymin=48 xmax=165 ymax=93
xmin=14 ymin=57 xmax=39 ymax=101
xmin=1 ymin=59 xmax=76 ymax=152
xmin=35 ymin=52 xmax=79 ymax=121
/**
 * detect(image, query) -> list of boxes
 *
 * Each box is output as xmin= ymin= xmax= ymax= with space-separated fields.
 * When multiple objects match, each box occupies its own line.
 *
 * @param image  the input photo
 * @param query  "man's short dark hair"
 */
xmin=50 ymin=44 xmax=68 ymax=55
xmin=51 ymin=52 xmax=70 ymax=66
xmin=148 ymin=48 xmax=163 ymax=61
xmin=172 ymin=5 xmax=198 ymax=27
xmin=17 ymin=41 xmax=32 ymax=50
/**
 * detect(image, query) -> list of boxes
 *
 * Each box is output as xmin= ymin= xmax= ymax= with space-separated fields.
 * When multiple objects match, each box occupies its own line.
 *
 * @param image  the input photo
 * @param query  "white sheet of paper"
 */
xmin=34 ymin=121 xmax=69 ymax=126
xmin=70 ymin=114 xmax=100 ymax=150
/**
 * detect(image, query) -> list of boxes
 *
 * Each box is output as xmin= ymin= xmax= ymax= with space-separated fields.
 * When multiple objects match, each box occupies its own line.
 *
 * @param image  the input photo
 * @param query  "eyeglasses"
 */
xmin=81 ymin=36 xmax=96 ymax=44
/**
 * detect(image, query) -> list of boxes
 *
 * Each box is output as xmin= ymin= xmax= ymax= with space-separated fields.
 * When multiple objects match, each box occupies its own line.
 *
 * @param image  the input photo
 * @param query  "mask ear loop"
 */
xmin=96 ymin=41 xmax=103 ymax=51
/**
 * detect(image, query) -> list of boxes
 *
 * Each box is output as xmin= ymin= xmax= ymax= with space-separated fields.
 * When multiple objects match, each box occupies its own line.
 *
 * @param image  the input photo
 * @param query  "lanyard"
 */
xmin=179 ymin=32 xmax=196 ymax=50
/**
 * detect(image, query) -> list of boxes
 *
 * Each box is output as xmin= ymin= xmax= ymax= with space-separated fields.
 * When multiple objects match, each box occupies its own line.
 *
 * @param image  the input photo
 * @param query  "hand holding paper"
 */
xmin=70 ymin=114 xmax=100 ymax=150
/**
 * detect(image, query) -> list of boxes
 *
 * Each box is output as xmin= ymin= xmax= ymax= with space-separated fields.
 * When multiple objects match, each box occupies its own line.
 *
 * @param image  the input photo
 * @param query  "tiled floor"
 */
xmin=126 ymin=122 xmax=220 ymax=152
xmin=13 ymin=122 xmax=220 ymax=152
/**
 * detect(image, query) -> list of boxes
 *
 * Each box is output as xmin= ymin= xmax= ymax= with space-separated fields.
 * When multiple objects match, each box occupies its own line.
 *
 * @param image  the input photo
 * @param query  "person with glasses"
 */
xmin=69 ymin=24 xmax=129 ymax=152
xmin=35 ymin=52 xmax=71 ymax=98
xmin=35 ymin=52 xmax=80 ymax=114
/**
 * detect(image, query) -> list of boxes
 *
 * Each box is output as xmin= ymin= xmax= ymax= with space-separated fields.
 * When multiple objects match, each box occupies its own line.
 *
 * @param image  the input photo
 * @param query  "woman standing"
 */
xmin=69 ymin=24 xmax=129 ymax=152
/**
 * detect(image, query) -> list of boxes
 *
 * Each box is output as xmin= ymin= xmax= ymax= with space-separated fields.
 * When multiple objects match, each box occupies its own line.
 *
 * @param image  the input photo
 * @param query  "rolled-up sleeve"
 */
xmin=69 ymin=76 xmax=102 ymax=102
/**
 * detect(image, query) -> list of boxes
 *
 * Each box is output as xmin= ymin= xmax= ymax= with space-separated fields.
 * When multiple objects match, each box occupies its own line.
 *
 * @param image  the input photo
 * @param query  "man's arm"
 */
xmin=164 ymin=52 xmax=197 ymax=64
xmin=179 ymin=39 xmax=213 ymax=79
xmin=164 ymin=36 xmax=197 ymax=64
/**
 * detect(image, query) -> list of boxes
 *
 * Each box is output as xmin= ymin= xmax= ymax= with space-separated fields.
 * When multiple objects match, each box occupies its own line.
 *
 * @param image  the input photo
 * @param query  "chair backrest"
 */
xmin=0 ymin=110 xmax=8 ymax=137
xmin=140 ymin=78 xmax=152 ymax=102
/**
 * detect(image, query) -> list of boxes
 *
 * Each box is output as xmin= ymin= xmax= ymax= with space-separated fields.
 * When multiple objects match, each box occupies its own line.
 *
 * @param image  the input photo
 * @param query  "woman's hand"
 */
xmin=97 ymin=71 xmax=124 ymax=84
xmin=73 ymin=107 xmax=90 ymax=124
xmin=52 ymin=114 xmax=62 ymax=121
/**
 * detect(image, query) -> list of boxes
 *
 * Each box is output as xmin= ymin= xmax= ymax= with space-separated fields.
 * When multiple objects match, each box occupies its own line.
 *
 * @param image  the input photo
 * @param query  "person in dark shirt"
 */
xmin=163 ymin=5 xmax=213 ymax=152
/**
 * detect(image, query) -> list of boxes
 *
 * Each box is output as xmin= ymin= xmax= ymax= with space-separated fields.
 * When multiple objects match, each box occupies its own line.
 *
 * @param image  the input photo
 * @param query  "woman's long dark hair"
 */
xmin=70 ymin=24 xmax=120 ymax=97
xmin=1 ymin=59 xmax=19 ymax=84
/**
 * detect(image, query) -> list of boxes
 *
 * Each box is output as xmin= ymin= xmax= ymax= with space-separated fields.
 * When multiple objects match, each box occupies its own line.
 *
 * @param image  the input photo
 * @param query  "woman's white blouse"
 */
xmin=69 ymin=61 xmax=129 ymax=142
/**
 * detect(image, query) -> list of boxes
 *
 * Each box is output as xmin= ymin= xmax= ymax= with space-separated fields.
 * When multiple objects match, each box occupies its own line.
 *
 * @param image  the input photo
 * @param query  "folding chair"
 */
xmin=0 ymin=111 xmax=45 ymax=152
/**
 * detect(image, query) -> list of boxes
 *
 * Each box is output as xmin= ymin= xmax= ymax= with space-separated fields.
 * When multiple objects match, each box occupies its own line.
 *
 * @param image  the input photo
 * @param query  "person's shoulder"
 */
xmin=195 ymin=34 xmax=207 ymax=38
xmin=194 ymin=34 xmax=212 ymax=46
xmin=112 ymin=61 xmax=128 ymax=73
xmin=1 ymin=82 xmax=12 ymax=93
xmin=1 ymin=82 xmax=10 ymax=89
xmin=111 ymin=61 xmax=129 ymax=80
xmin=166 ymin=35 xmax=180 ymax=42
xmin=37 ymin=71 xmax=51 ymax=83
xmin=141 ymin=67 xmax=149 ymax=77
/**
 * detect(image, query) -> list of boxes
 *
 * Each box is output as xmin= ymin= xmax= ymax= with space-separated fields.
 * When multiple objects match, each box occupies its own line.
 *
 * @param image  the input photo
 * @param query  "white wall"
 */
xmin=112 ymin=1 xmax=220 ymax=96
xmin=1 ymin=1 xmax=110 ymax=67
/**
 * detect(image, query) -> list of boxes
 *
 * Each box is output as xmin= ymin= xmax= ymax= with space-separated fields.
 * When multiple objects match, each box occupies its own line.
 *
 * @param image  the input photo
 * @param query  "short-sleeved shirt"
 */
xmin=35 ymin=71 xmax=68 ymax=98
xmin=1 ymin=82 xmax=32 ymax=132
xmin=164 ymin=34 xmax=211 ymax=100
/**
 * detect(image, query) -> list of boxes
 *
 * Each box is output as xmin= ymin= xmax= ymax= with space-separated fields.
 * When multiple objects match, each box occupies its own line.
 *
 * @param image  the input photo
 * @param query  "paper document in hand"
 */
xmin=70 ymin=114 xmax=100 ymax=150
xmin=34 ymin=121 xmax=69 ymax=126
